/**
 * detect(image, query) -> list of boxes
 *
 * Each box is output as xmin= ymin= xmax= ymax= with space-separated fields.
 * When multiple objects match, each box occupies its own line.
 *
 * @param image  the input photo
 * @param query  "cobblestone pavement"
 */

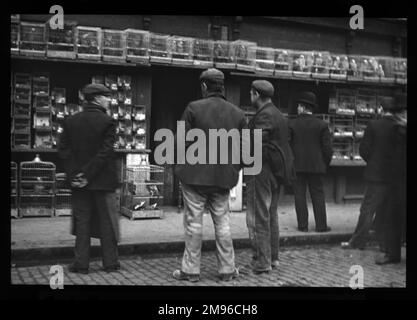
xmin=11 ymin=245 xmax=405 ymax=287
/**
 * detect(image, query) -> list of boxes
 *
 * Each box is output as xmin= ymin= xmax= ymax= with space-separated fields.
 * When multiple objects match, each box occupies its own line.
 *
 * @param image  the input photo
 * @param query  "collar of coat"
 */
xmin=206 ymin=91 xmax=226 ymax=100
xmin=83 ymin=103 xmax=107 ymax=113
xmin=255 ymin=101 xmax=274 ymax=115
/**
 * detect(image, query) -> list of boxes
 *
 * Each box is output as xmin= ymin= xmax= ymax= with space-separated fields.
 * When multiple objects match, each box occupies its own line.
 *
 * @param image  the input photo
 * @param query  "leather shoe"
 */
xmin=375 ymin=255 xmax=401 ymax=265
xmin=219 ymin=269 xmax=239 ymax=282
xmin=298 ymin=227 xmax=308 ymax=232
xmin=68 ymin=263 xmax=89 ymax=274
xmin=271 ymin=260 xmax=280 ymax=269
xmin=103 ymin=263 xmax=121 ymax=272
xmin=341 ymin=241 xmax=364 ymax=250
xmin=316 ymin=226 xmax=331 ymax=232
xmin=172 ymin=270 xmax=200 ymax=282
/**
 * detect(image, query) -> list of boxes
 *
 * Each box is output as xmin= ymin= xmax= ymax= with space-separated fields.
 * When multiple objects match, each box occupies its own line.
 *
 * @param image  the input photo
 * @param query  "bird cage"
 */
xmin=149 ymin=33 xmax=171 ymax=64
xmin=331 ymin=140 xmax=353 ymax=161
xmin=311 ymin=51 xmax=331 ymax=79
xmin=330 ymin=115 xmax=354 ymax=139
xmin=134 ymin=134 xmax=146 ymax=150
xmin=169 ymin=36 xmax=194 ymax=65
xmin=11 ymin=20 xmax=19 ymax=54
xmin=11 ymin=162 xmax=18 ymax=218
xmin=55 ymin=173 xmax=72 ymax=216
xmin=346 ymin=55 xmax=361 ymax=81
xmin=14 ymin=73 xmax=32 ymax=104
xmin=102 ymin=29 xmax=126 ymax=62
xmin=46 ymin=21 xmax=76 ymax=59
xmin=213 ymin=40 xmax=235 ymax=69
xmin=376 ymin=57 xmax=394 ymax=84
xmin=393 ymin=58 xmax=407 ymax=84
xmin=19 ymin=22 xmax=46 ymax=56
xmin=358 ymin=56 xmax=380 ymax=82
xmin=254 ymin=47 xmax=275 ymax=75
xmin=334 ymin=89 xmax=356 ymax=116
xmin=352 ymin=142 xmax=363 ymax=161
xmin=13 ymin=117 xmax=31 ymax=133
xmin=329 ymin=54 xmax=349 ymax=80
xmin=291 ymin=50 xmax=313 ymax=77
xmin=274 ymin=49 xmax=292 ymax=76
xmin=231 ymin=40 xmax=256 ymax=72
xmin=32 ymin=74 xmax=50 ymax=96
xmin=354 ymin=117 xmax=370 ymax=140
xmin=121 ymin=164 xmax=165 ymax=219
xmin=125 ymin=29 xmax=150 ymax=64
xmin=19 ymin=155 xmax=55 ymax=217
xmin=355 ymin=90 xmax=377 ymax=116
xmin=192 ymin=38 xmax=214 ymax=67
xmin=75 ymin=26 xmax=102 ymax=60
xmin=12 ymin=132 xmax=31 ymax=149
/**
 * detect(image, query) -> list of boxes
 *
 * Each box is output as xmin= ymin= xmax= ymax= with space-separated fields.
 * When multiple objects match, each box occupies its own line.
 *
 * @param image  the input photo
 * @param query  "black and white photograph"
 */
xmin=6 ymin=7 xmax=412 ymax=304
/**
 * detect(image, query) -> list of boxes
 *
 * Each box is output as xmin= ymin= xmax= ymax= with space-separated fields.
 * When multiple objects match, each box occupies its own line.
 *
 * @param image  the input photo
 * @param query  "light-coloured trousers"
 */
xmin=180 ymin=183 xmax=235 ymax=275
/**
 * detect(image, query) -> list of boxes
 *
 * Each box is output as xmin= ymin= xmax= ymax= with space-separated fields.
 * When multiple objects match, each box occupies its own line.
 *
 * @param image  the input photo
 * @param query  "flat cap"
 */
xmin=82 ymin=83 xmax=112 ymax=96
xmin=251 ymin=80 xmax=274 ymax=98
xmin=200 ymin=68 xmax=225 ymax=81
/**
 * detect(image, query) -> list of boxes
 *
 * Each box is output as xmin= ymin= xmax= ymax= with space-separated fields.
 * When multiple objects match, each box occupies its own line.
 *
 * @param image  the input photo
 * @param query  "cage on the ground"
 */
xmin=46 ymin=21 xmax=76 ymax=59
xmin=329 ymin=54 xmax=349 ymax=80
xmin=231 ymin=40 xmax=257 ymax=72
xmin=121 ymin=164 xmax=165 ymax=219
xmin=213 ymin=40 xmax=235 ymax=69
xmin=75 ymin=26 xmax=102 ymax=60
xmin=11 ymin=162 xmax=18 ymax=218
xmin=102 ymin=29 xmax=126 ymax=62
xmin=125 ymin=29 xmax=150 ymax=63
xmin=169 ymin=36 xmax=194 ymax=65
xmin=19 ymin=22 xmax=46 ymax=56
xmin=291 ymin=50 xmax=314 ymax=77
xmin=192 ymin=38 xmax=214 ymax=67
xmin=19 ymin=155 xmax=56 ymax=217
xmin=55 ymin=193 xmax=72 ymax=217
xmin=254 ymin=47 xmax=275 ymax=75
xmin=149 ymin=33 xmax=171 ymax=64
xmin=311 ymin=51 xmax=331 ymax=79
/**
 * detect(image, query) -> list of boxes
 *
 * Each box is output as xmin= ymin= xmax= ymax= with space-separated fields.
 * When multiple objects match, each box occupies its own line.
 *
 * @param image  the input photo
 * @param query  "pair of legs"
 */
xmin=348 ymin=182 xmax=389 ymax=249
xmin=246 ymin=163 xmax=280 ymax=272
xmin=71 ymin=190 xmax=119 ymax=270
xmin=180 ymin=183 xmax=236 ymax=276
xmin=293 ymin=172 xmax=328 ymax=231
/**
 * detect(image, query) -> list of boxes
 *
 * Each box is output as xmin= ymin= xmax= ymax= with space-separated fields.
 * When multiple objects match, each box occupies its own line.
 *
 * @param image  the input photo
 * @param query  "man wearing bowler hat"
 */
xmin=173 ymin=68 xmax=247 ymax=282
xmin=288 ymin=91 xmax=333 ymax=233
xmin=58 ymin=83 xmax=120 ymax=274
xmin=244 ymin=80 xmax=295 ymax=274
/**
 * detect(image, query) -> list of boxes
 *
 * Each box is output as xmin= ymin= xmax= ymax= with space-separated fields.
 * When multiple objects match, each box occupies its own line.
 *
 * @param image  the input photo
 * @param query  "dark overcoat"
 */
xmin=57 ymin=103 xmax=119 ymax=240
xmin=288 ymin=114 xmax=333 ymax=173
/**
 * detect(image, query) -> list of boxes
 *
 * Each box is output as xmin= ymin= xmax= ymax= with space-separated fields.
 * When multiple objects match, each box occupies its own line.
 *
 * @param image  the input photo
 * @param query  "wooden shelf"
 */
xmin=330 ymin=159 xmax=366 ymax=167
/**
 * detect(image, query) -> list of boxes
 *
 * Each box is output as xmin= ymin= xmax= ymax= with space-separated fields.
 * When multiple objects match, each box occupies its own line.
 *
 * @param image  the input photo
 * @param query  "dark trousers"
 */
xmin=293 ymin=172 xmax=327 ymax=230
xmin=72 ymin=190 xmax=119 ymax=269
xmin=350 ymin=182 xmax=389 ymax=248
xmin=381 ymin=180 xmax=406 ymax=261
xmin=246 ymin=163 xmax=280 ymax=271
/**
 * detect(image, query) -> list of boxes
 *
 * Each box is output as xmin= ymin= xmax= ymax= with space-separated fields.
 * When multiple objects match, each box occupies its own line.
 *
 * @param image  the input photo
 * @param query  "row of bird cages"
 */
xmin=14 ymin=194 xmax=72 ymax=218
xmin=115 ymin=134 xmax=146 ymax=150
xmin=109 ymin=105 xmax=146 ymax=120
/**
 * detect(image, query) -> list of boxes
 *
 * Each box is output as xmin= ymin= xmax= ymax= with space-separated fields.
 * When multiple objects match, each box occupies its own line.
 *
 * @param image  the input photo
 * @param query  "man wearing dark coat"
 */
xmin=244 ymin=80 xmax=295 ymax=274
xmin=173 ymin=68 xmax=247 ymax=282
xmin=341 ymin=97 xmax=399 ymax=250
xmin=288 ymin=91 xmax=333 ymax=232
xmin=58 ymin=83 xmax=120 ymax=274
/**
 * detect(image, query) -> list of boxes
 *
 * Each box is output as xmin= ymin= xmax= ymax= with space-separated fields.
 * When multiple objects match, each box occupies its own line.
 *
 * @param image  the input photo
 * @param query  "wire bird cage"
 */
xmin=192 ymin=38 xmax=214 ymax=67
xmin=231 ymin=40 xmax=256 ymax=72
xmin=46 ymin=21 xmax=76 ymax=59
xmin=11 ymin=162 xmax=18 ymax=218
xmin=254 ymin=47 xmax=276 ymax=75
xmin=102 ymin=29 xmax=126 ymax=62
xmin=11 ymin=20 xmax=19 ymax=54
xmin=169 ymin=36 xmax=194 ymax=65
xmin=55 ymin=173 xmax=72 ymax=217
xmin=125 ymin=29 xmax=150 ymax=63
xmin=149 ymin=33 xmax=171 ymax=64
xmin=311 ymin=51 xmax=331 ymax=79
xmin=354 ymin=117 xmax=369 ymax=140
xmin=330 ymin=115 xmax=354 ymax=139
xmin=331 ymin=140 xmax=353 ymax=161
xmin=19 ymin=154 xmax=55 ymax=217
xmin=213 ymin=41 xmax=235 ymax=69
xmin=274 ymin=49 xmax=292 ymax=76
xmin=121 ymin=164 xmax=165 ymax=219
xmin=75 ymin=26 xmax=102 ymax=60
xmin=19 ymin=22 xmax=46 ymax=56
xmin=291 ymin=50 xmax=314 ymax=77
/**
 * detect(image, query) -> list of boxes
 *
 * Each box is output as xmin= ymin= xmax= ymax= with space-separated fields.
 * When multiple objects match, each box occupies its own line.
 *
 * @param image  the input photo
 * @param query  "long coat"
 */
xmin=359 ymin=116 xmax=398 ymax=183
xmin=249 ymin=102 xmax=295 ymax=184
xmin=57 ymin=103 xmax=119 ymax=240
xmin=288 ymin=113 xmax=333 ymax=173
xmin=174 ymin=92 xmax=248 ymax=190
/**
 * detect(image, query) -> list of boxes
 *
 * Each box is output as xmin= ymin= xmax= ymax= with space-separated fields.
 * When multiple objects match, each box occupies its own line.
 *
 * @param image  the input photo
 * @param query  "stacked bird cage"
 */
xmin=291 ymin=50 xmax=314 ymax=77
xmin=102 ymin=29 xmax=126 ymax=62
xmin=254 ymin=47 xmax=276 ymax=75
xmin=358 ymin=56 xmax=381 ymax=82
xmin=19 ymin=154 xmax=55 ymax=217
xmin=55 ymin=173 xmax=72 ymax=216
xmin=125 ymin=29 xmax=150 ymax=64
xmin=355 ymin=90 xmax=377 ymax=116
xmin=169 ymin=36 xmax=194 ymax=65
xmin=12 ymin=73 xmax=32 ymax=149
xmin=75 ymin=26 xmax=102 ymax=60
xmin=11 ymin=16 xmax=19 ymax=55
xmin=231 ymin=40 xmax=256 ymax=72
xmin=274 ymin=49 xmax=292 ymax=76
xmin=311 ymin=51 xmax=331 ymax=79
xmin=192 ymin=38 xmax=214 ymax=67
xmin=19 ymin=22 xmax=46 ymax=56
xmin=121 ymin=164 xmax=165 ymax=220
xmin=11 ymin=162 xmax=18 ymax=218
xmin=213 ymin=40 xmax=235 ymax=69
xmin=149 ymin=33 xmax=171 ymax=64
xmin=46 ymin=21 xmax=76 ymax=59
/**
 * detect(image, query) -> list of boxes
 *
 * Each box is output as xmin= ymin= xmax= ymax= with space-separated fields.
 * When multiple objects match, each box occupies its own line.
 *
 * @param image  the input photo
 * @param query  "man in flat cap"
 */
xmin=173 ymin=68 xmax=247 ymax=282
xmin=58 ymin=83 xmax=120 ymax=274
xmin=288 ymin=91 xmax=333 ymax=233
xmin=244 ymin=80 xmax=295 ymax=274
xmin=341 ymin=96 xmax=402 ymax=253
